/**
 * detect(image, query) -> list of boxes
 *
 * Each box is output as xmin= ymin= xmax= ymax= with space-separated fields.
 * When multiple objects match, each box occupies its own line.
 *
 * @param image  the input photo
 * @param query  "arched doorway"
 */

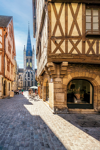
xmin=3 ymin=80 xmax=6 ymax=96
xmin=67 ymin=79 xmax=93 ymax=109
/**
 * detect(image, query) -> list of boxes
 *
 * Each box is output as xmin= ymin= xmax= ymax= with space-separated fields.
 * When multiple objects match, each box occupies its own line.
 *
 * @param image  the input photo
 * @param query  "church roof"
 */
xmin=26 ymin=24 xmax=32 ymax=56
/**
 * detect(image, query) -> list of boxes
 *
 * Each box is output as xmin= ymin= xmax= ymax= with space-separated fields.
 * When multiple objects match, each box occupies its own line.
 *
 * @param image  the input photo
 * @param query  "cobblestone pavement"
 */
xmin=0 ymin=91 xmax=100 ymax=150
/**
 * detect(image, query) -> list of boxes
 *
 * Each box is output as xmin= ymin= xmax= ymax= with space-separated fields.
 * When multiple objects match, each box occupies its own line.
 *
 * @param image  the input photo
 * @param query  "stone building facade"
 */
xmin=18 ymin=68 xmax=24 ymax=90
xmin=13 ymin=59 xmax=18 ymax=91
xmin=0 ymin=15 xmax=16 ymax=98
xmin=33 ymin=0 xmax=100 ymax=113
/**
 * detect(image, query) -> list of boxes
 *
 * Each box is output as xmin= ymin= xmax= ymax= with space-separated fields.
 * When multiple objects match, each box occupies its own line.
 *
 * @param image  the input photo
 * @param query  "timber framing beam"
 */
xmin=48 ymin=54 xmax=100 ymax=64
xmin=48 ymin=0 xmax=100 ymax=4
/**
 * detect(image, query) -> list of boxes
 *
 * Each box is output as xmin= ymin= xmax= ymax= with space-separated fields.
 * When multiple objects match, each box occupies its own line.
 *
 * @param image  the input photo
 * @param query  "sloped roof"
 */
xmin=0 ymin=15 xmax=12 ymax=27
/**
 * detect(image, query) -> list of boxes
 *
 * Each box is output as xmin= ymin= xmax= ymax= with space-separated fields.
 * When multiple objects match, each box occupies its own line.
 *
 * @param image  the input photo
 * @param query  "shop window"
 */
xmin=67 ymin=79 xmax=93 ymax=105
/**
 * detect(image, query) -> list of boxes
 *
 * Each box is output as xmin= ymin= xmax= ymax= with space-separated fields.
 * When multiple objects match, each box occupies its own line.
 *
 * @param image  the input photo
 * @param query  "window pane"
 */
xmin=93 ymin=16 xmax=98 ymax=23
xmin=93 ymin=9 xmax=98 ymax=16
xmin=86 ymin=9 xmax=91 ymax=15
xmin=93 ymin=23 xmax=98 ymax=30
xmin=86 ymin=23 xmax=91 ymax=30
xmin=86 ymin=16 xmax=91 ymax=22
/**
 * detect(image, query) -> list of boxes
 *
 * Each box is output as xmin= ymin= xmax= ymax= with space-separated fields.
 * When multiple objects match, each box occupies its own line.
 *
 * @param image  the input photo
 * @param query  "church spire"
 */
xmin=26 ymin=23 xmax=32 ymax=56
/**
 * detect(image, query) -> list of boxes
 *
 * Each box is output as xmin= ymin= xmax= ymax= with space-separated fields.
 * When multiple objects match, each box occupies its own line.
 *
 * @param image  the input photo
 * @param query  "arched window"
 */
xmin=67 ymin=79 xmax=93 ymax=109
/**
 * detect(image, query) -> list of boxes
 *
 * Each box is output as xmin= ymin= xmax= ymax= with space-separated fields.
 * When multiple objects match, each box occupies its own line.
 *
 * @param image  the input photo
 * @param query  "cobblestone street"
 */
xmin=0 ymin=92 xmax=100 ymax=150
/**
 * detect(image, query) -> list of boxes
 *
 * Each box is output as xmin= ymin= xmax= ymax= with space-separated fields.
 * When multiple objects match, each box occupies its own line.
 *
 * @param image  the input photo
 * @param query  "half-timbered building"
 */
xmin=33 ymin=0 xmax=100 ymax=113
xmin=0 ymin=16 xmax=16 ymax=98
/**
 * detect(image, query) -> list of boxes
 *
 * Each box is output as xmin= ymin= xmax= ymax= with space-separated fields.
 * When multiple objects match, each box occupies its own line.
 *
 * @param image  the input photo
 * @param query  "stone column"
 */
xmin=47 ymin=62 xmax=68 ymax=113
xmin=53 ymin=77 xmax=67 ymax=112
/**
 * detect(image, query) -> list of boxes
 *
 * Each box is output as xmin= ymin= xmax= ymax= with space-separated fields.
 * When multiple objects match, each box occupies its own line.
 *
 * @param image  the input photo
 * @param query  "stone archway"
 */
xmin=63 ymin=72 xmax=100 ymax=111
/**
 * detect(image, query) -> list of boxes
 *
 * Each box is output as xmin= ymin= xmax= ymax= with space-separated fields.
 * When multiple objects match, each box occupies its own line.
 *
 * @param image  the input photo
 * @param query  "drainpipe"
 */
xmin=3 ymin=27 xmax=6 ymax=78
xmin=3 ymin=27 xmax=7 ymax=96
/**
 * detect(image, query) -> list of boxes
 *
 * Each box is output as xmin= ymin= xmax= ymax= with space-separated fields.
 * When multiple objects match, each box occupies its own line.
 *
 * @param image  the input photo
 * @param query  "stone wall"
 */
xmin=39 ymin=63 xmax=100 ymax=112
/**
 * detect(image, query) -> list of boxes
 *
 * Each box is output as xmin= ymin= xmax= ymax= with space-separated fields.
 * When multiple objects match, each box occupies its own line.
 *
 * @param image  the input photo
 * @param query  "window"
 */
xmin=86 ymin=8 xmax=99 ymax=32
xmin=32 ymin=74 xmax=33 ymax=80
xmin=30 ymin=59 xmax=32 ymax=68
xmin=67 ymin=79 xmax=93 ymax=106
xmin=28 ymin=72 xmax=30 ymax=77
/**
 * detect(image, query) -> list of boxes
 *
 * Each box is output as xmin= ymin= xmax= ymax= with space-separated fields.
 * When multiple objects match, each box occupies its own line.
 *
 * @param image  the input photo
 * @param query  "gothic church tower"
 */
xmin=23 ymin=24 xmax=35 ymax=90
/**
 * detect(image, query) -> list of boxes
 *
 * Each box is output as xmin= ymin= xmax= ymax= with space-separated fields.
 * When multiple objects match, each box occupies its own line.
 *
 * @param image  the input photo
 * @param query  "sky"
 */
xmin=0 ymin=0 xmax=36 ymax=68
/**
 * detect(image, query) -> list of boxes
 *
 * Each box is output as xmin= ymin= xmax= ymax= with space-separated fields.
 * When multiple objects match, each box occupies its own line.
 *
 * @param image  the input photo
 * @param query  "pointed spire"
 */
xmin=26 ymin=22 xmax=32 ymax=56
